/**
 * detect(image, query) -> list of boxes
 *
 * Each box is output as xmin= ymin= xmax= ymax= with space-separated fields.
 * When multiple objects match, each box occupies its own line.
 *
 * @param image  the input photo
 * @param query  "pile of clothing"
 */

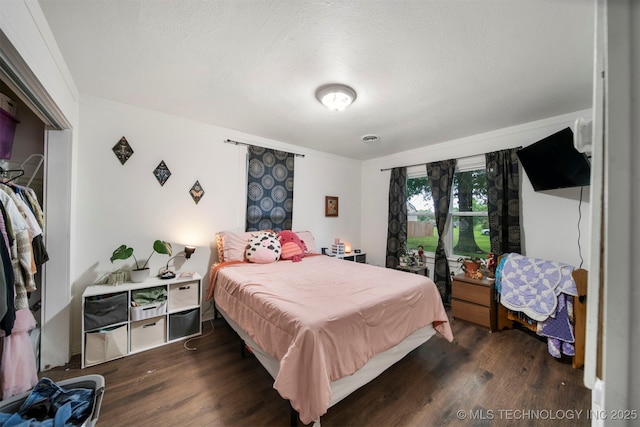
xmin=0 ymin=377 xmax=94 ymax=426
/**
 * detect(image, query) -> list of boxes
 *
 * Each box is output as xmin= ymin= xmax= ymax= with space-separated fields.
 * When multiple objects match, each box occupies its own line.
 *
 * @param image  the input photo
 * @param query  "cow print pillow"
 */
xmin=245 ymin=231 xmax=281 ymax=264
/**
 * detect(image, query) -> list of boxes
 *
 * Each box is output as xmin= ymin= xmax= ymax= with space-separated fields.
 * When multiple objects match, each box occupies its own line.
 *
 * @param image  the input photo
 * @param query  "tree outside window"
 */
xmin=406 ymin=164 xmax=489 ymax=259
xmin=451 ymin=169 xmax=489 ymax=258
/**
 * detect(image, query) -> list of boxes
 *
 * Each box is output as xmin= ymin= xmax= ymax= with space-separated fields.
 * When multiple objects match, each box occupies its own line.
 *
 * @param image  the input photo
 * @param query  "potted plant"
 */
xmin=110 ymin=240 xmax=172 ymax=282
xmin=398 ymin=244 xmax=410 ymax=267
xmin=457 ymin=256 xmax=487 ymax=279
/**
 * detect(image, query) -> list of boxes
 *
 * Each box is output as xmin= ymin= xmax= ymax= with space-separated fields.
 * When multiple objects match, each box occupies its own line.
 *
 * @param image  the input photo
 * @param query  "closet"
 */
xmin=0 ymin=80 xmax=47 ymax=398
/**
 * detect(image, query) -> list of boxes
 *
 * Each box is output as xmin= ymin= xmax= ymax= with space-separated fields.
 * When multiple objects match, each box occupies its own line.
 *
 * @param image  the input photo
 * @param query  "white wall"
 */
xmin=70 ymin=94 xmax=362 ymax=352
xmin=361 ymin=109 xmax=593 ymax=269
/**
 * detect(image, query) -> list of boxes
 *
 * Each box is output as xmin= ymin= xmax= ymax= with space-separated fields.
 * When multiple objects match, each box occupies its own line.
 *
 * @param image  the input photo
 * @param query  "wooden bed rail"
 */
xmin=496 ymin=256 xmax=588 ymax=369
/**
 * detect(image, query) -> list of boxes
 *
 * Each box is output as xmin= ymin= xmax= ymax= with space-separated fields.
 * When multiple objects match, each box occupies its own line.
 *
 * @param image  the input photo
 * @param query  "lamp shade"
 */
xmin=184 ymin=246 xmax=196 ymax=259
xmin=315 ymin=84 xmax=357 ymax=111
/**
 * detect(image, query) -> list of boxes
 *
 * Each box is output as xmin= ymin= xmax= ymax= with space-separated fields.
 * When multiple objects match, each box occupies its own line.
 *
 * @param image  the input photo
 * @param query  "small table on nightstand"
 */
xmin=394 ymin=265 xmax=429 ymax=276
xmin=451 ymin=274 xmax=497 ymax=331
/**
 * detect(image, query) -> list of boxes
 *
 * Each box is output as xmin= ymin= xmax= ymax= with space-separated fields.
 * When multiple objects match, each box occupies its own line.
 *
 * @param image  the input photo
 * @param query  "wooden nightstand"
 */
xmin=451 ymin=274 xmax=497 ymax=331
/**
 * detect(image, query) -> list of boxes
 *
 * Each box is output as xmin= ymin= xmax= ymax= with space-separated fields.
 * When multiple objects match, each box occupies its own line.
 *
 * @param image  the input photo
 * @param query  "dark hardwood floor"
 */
xmin=42 ymin=313 xmax=591 ymax=426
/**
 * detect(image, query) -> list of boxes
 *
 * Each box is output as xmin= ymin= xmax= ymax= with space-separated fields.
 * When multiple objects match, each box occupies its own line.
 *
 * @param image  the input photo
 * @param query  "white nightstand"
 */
xmin=328 ymin=252 xmax=366 ymax=263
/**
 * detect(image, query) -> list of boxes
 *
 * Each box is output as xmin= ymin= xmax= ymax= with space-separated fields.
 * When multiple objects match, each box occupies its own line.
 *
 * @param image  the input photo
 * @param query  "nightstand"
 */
xmin=451 ymin=274 xmax=497 ymax=331
xmin=394 ymin=265 xmax=429 ymax=276
xmin=328 ymin=252 xmax=367 ymax=263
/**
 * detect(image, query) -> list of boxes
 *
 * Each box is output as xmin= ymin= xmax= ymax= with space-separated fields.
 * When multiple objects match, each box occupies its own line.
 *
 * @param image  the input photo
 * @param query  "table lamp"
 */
xmin=159 ymin=246 xmax=196 ymax=279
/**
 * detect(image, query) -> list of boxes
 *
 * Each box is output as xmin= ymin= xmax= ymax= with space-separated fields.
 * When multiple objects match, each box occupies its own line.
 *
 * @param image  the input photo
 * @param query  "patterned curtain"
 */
xmin=245 ymin=146 xmax=294 ymax=232
xmin=385 ymin=167 xmax=408 ymax=268
xmin=485 ymin=148 xmax=521 ymax=256
xmin=427 ymin=159 xmax=457 ymax=303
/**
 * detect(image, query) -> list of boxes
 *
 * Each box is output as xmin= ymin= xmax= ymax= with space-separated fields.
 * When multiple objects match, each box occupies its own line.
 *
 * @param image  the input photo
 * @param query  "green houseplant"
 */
xmin=110 ymin=240 xmax=172 ymax=282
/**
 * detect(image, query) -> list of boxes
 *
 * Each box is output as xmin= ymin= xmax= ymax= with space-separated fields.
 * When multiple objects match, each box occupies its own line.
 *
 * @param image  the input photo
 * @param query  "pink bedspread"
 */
xmin=210 ymin=255 xmax=453 ymax=424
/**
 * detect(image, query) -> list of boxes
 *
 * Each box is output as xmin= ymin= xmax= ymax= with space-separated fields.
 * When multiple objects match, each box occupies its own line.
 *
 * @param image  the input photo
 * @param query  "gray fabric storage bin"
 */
xmin=84 ymin=292 xmax=128 ymax=330
xmin=169 ymin=308 xmax=200 ymax=340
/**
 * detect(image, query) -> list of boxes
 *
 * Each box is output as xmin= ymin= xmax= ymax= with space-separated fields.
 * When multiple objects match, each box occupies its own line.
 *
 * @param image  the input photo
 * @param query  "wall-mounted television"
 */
xmin=516 ymin=127 xmax=591 ymax=192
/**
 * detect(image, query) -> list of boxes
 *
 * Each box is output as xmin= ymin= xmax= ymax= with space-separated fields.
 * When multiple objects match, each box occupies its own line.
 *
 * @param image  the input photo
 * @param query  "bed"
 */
xmin=207 ymin=231 xmax=453 ymax=425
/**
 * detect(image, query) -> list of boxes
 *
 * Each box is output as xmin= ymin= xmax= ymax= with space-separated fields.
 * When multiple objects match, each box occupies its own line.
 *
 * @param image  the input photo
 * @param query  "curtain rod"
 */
xmin=379 ymin=152 xmax=484 ymax=172
xmin=379 ymin=148 xmax=521 ymax=171
xmin=224 ymin=139 xmax=306 ymax=158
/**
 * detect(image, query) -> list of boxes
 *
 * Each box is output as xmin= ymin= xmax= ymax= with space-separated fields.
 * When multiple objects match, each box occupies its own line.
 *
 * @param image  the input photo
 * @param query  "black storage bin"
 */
xmin=84 ymin=292 xmax=128 ymax=330
xmin=169 ymin=308 xmax=200 ymax=340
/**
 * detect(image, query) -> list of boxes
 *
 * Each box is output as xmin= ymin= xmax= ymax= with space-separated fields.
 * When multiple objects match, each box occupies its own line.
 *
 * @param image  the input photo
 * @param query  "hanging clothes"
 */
xmin=1 ymin=308 xmax=38 ymax=399
xmin=0 ymin=187 xmax=33 ymax=311
xmin=0 ymin=172 xmax=48 ymax=400
xmin=11 ymin=184 xmax=48 ymax=267
xmin=0 ymin=203 xmax=15 ymax=335
xmin=16 ymin=186 xmax=45 ymax=231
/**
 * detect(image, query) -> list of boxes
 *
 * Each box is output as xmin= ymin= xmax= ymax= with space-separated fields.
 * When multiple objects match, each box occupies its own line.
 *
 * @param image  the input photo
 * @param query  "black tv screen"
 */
xmin=516 ymin=127 xmax=591 ymax=191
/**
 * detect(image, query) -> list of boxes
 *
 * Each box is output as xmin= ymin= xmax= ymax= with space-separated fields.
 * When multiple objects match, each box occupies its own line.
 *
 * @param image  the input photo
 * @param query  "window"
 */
xmin=406 ymin=156 xmax=489 ymax=259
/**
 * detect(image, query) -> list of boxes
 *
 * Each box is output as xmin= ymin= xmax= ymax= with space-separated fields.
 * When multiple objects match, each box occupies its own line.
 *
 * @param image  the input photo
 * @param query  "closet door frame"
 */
xmin=40 ymin=129 xmax=73 ymax=370
xmin=1 ymin=1 xmax=77 ymax=369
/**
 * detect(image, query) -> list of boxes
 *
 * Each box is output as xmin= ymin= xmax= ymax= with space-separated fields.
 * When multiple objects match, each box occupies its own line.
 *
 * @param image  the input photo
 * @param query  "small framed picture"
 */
xmin=325 ymin=196 xmax=339 ymax=217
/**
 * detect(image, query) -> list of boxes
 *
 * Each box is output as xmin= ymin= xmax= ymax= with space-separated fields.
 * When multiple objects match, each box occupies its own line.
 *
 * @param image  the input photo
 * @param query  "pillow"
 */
xmin=295 ymin=231 xmax=318 ymax=253
xmin=217 ymin=229 xmax=314 ymax=261
xmin=277 ymin=230 xmax=306 ymax=262
xmin=245 ymin=231 xmax=281 ymax=263
xmin=217 ymin=231 xmax=254 ymax=262
xmin=215 ymin=233 xmax=225 ymax=262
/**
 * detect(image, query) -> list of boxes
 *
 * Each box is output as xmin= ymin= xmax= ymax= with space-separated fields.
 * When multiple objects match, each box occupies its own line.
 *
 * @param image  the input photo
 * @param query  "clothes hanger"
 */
xmin=0 ymin=167 xmax=25 ymax=183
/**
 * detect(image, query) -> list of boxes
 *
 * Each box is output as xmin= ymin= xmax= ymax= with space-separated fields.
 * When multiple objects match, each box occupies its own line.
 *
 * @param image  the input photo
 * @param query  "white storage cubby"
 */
xmin=81 ymin=273 xmax=202 ymax=367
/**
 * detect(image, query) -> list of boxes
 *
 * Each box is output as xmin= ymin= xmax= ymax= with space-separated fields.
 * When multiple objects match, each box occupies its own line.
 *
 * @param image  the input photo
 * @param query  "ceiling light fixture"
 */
xmin=362 ymin=134 xmax=381 ymax=144
xmin=315 ymin=84 xmax=357 ymax=111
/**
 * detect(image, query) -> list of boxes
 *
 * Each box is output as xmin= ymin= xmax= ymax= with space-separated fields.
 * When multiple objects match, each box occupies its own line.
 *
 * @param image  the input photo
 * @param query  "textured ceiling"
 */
xmin=38 ymin=0 xmax=594 ymax=160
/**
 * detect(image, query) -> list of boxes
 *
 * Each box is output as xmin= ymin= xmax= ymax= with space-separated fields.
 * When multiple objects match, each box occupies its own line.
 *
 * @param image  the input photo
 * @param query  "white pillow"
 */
xmin=218 ymin=231 xmax=254 ymax=262
xmin=295 ymin=231 xmax=318 ymax=253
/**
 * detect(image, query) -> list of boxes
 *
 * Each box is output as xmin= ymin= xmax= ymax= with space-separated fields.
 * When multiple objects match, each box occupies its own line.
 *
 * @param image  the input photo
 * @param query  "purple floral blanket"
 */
xmin=497 ymin=253 xmax=577 ymax=322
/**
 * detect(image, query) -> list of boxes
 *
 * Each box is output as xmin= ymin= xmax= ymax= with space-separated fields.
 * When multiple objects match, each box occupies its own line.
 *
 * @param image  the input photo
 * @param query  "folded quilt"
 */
xmin=538 ymin=293 xmax=575 ymax=358
xmin=497 ymin=253 xmax=577 ymax=322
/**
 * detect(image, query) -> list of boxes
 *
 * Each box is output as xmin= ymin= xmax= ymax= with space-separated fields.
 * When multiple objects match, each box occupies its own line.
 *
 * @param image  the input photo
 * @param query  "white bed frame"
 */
xmin=217 ymin=306 xmax=437 ymax=425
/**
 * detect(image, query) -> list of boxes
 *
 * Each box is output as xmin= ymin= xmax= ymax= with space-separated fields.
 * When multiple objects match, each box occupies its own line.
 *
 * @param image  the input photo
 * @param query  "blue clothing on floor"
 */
xmin=0 ymin=377 xmax=94 ymax=426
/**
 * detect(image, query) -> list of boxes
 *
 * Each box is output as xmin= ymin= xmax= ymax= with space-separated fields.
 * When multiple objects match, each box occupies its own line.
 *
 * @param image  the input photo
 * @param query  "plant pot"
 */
xmin=464 ymin=261 xmax=481 ymax=278
xmin=107 ymin=269 xmax=127 ymax=286
xmin=129 ymin=268 xmax=150 ymax=283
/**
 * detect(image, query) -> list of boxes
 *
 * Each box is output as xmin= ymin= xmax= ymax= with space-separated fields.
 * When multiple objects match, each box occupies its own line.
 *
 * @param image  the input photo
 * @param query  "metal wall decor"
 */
xmin=153 ymin=160 xmax=171 ymax=186
xmin=189 ymin=180 xmax=204 ymax=204
xmin=112 ymin=136 xmax=134 ymax=165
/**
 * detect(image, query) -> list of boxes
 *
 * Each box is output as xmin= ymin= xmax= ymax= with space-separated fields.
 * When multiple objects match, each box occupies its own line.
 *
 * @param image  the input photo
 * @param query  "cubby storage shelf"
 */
xmin=81 ymin=273 xmax=202 ymax=368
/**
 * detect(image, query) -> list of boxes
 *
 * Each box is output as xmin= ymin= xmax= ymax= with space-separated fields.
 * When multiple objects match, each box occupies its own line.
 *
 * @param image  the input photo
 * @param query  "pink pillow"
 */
xmin=277 ymin=230 xmax=306 ymax=262
xmin=295 ymin=231 xmax=318 ymax=253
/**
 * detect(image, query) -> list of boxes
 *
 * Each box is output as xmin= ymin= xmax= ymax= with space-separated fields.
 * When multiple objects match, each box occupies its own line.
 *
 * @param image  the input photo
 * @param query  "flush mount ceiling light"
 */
xmin=315 ymin=84 xmax=357 ymax=111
